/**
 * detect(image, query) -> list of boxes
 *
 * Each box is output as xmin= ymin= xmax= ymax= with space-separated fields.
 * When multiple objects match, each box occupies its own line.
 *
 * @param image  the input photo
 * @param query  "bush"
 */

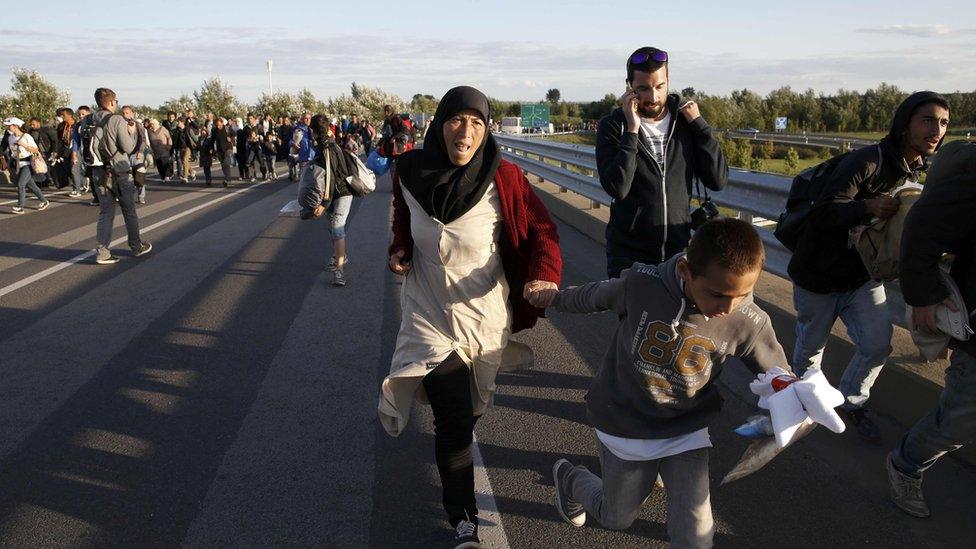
xmin=785 ymin=147 xmax=800 ymax=174
xmin=734 ymin=139 xmax=754 ymax=168
xmin=749 ymin=156 xmax=766 ymax=172
xmin=718 ymin=137 xmax=737 ymax=165
xmin=761 ymin=140 xmax=774 ymax=159
xmin=796 ymin=146 xmax=820 ymax=160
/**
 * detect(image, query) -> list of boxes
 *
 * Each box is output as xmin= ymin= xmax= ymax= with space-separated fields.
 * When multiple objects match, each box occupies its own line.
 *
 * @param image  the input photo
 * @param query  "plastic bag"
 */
xmin=733 ymin=415 xmax=775 ymax=439
xmin=280 ymin=199 xmax=301 ymax=214
xmin=722 ymin=421 xmax=817 ymax=485
xmin=366 ymin=149 xmax=390 ymax=176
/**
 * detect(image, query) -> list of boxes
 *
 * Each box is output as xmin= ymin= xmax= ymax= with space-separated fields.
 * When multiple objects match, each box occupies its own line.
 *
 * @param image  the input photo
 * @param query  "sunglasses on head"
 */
xmin=629 ymin=50 xmax=668 ymax=65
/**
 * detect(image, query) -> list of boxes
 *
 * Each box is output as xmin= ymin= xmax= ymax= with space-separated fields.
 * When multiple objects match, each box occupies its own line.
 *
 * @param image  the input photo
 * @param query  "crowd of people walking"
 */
xmin=2 ymin=45 xmax=974 ymax=549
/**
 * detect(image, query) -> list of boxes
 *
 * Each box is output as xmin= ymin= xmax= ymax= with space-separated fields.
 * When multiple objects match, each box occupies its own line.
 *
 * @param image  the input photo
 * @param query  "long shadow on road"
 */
xmin=0 ymin=213 xmax=325 ymax=545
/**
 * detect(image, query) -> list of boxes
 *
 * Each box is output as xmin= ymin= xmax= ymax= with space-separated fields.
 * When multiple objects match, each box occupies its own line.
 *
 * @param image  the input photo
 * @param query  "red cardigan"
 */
xmin=389 ymin=159 xmax=562 ymax=333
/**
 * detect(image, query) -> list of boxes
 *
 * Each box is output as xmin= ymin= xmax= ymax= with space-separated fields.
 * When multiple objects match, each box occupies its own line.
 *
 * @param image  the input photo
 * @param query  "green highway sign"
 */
xmin=521 ymin=103 xmax=550 ymax=129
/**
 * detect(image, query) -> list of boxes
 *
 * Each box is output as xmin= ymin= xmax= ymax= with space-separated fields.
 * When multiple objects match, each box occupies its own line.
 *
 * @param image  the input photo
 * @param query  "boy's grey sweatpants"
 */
xmin=562 ymin=439 xmax=714 ymax=548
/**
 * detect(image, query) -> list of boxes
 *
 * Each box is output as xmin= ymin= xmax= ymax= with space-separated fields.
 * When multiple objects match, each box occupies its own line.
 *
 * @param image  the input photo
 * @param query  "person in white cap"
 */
xmin=3 ymin=116 xmax=49 ymax=214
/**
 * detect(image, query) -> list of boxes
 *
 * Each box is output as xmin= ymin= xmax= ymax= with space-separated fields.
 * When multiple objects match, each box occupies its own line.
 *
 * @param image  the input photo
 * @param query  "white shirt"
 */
xmin=596 ymin=427 xmax=711 ymax=461
xmin=640 ymin=111 xmax=671 ymax=168
xmin=9 ymin=133 xmax=37 ymax=166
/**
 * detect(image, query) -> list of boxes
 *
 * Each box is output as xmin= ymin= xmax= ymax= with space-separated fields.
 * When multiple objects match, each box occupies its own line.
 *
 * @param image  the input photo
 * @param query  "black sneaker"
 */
xmin=89 ymin=200 xmax=99 ymax=206
xmin=552 ymin=459 xmax=586 ymax=527
xmin=332 ymin=268 xmax=346 ymax=287
xmin=844 ymin=408 xmax=881 ymax=444
xmin=886 ymin=454 xmax=930 ymax=517
xmin=133 ymin=241 xmax=153 ymax=257
xmin=452 ymin=516 xmax=480 ymax=549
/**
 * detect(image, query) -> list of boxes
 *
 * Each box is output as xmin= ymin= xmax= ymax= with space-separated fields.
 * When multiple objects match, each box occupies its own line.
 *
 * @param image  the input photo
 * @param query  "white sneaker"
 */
xmin=69 ymin=191 xmax=82 ymax=197
xmin=37 ymin=201 xmax=50 ymax=211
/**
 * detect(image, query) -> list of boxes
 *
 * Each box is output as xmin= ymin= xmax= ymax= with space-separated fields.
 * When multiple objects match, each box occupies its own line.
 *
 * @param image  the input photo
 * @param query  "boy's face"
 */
xmin=677 ymin=258 xmax=760 ymax=318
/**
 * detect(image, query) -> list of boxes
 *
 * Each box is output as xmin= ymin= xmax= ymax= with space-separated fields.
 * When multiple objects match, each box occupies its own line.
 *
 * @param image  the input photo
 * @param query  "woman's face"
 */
xmin=442 ymin=109 xmax=486 ymax=166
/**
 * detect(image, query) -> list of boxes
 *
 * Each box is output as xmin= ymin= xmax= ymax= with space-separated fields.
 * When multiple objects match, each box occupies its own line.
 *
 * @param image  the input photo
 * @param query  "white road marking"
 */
xmin=472 ymin=433 xmax=511 ymax=549
xmin=0 ymin=181 xmax=269 ymax=299
xmin=0 ymin=189 xmax=72 ymax=206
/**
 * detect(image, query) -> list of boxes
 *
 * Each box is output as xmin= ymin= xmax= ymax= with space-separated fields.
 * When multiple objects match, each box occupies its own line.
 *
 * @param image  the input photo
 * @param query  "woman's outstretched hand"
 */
xmin=524 ymin=280 xmax=559 ymax=308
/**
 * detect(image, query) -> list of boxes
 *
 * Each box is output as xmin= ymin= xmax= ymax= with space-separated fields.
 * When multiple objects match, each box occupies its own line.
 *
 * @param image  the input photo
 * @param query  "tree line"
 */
xmin=2 ymin=68 xmax=973 ymax=133
xmin=494 ymin=84 xmax=975 ymax=133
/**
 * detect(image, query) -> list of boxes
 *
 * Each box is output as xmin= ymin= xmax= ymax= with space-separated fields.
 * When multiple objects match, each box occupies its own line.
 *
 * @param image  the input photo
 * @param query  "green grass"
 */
xmin=543 ymin=133 xmax=597 ymax=146
xmin=540 ymin=133 xmax=819 ymax=176
xmin=820 ymin=131 xmax=970 ymax=144
xmin=746 ymin=157 xmax=822 ymax=176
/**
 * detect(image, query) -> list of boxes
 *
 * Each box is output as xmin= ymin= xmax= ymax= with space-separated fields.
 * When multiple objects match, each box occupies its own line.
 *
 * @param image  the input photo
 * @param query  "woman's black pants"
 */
xmin=421 ymin=351 xmax=480 ymax=527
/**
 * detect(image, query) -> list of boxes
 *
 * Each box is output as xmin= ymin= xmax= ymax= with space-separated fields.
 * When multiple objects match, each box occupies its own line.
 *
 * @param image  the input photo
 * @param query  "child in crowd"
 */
xmin=533 ymin=218 xmax=792 ymax=548
xmin=261 ymin=133 xmax=278 ymax=180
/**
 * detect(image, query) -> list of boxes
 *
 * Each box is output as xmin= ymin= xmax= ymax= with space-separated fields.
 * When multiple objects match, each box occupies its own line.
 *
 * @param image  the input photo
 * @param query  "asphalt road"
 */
xmin=1 ymin=167 xmax=974 ymax=548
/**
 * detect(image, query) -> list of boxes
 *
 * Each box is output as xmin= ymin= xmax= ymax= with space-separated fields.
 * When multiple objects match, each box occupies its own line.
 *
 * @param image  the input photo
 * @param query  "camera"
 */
xmin=690 ymin=199 xmax=720 ymax=230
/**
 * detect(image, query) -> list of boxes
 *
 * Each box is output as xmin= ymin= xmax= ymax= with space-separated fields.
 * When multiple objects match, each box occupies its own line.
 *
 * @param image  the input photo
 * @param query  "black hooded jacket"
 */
xmin=899 ymin=143 xmax=976 ymax=356
xmin=595 ymin=93 xmax=727 ymax=265
xmin=788 ymin=91 xmax=949 ymax=294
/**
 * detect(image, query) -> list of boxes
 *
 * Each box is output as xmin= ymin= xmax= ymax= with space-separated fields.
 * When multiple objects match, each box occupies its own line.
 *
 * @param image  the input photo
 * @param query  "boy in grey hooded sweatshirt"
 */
xmin=542 ymin=218 xmax=791 ymax=548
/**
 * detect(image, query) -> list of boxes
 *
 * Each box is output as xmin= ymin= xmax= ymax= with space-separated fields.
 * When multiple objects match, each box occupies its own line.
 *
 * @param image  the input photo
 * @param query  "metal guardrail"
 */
xmin=726 ymin=130 xmax=875 ymax=150
xmin=495 ymin=134 xmax=907 ymax=326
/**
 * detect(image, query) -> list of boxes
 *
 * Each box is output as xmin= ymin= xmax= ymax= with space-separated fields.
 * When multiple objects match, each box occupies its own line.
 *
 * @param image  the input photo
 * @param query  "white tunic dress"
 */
xmin=379 ymin=183 xmax=532 ymax=436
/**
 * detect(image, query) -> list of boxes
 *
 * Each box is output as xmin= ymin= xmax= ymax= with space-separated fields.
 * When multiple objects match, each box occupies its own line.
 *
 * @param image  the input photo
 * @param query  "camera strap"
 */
xmin=694 ymin=178 xmax=710 ymax=205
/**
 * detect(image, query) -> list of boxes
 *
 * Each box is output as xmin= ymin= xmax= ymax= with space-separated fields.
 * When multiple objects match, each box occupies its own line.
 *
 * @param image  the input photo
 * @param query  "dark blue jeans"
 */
xmin=15 ymin=164 xmax=45 ymax=208
xmin=892 ymin=349 xmax=976 ymax=475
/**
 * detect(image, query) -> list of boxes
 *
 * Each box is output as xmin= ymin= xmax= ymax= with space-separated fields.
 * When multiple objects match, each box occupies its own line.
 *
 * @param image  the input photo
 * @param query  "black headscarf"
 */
xmin=396 ymin=86 xmax=501 ymax=224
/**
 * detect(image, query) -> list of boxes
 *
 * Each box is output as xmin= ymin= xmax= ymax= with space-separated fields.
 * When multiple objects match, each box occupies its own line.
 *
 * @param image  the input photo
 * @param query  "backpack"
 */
xmin=80 ymin=114 xmax=118 ymax=167
xmin=852 ymin=182 xmax=923 ymax=281
xmin=399 ymin=115 xmax=414 ymax=136
xmin=298 ymin=161 xmax=332 ymax=220
xmin=342 ymin=149 xmax=376 ymax=197
xmin=773 ymin=145 xmax=882 ymax=252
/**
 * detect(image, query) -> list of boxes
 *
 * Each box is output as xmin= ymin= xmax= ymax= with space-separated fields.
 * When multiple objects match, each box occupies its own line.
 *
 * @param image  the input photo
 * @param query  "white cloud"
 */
xmin=3 ymin=25 xmax=974 ymax=106
xmin=856 ymin=24 xmax=952 ymax=37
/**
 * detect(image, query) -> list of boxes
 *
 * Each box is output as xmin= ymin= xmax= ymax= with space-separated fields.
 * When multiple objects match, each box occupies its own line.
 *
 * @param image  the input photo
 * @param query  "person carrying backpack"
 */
xmin=301 ymin=114 xmax=359 ymax=286
xmin=81 ymin=87 xmax=152 ymax=265
xmin=787 ymin=91 xmax=950 ymax=442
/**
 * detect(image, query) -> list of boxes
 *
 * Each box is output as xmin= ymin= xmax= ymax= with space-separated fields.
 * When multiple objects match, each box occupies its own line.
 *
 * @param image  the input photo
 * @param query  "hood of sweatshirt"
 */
xmin=882 ymin=91 xmax=950 ymax=169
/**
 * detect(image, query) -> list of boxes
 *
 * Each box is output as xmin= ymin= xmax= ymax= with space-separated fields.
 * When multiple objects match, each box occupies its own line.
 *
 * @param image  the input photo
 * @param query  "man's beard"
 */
xmin=638 ymin=103 xmax=665 ymax=119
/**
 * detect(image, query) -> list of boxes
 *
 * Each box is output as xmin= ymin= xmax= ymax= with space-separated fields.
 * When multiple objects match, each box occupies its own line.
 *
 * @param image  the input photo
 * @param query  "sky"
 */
xmin=3 ymin=0 xmax=974 ymax=107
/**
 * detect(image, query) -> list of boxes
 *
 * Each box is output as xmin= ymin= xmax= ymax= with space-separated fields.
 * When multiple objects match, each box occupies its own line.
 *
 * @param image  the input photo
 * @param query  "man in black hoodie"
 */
xmin=887 ymin=141 xmax=974 ymax=518
xmin=789 ymin=92 xmax=950 ymax=442
xmin=596 ymin=46 xmax=727 ymax=278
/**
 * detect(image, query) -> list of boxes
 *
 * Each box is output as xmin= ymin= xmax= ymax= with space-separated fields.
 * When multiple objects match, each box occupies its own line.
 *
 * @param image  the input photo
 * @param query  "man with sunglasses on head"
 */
xmin=596 ymin=46 xmax=727 ymax=279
